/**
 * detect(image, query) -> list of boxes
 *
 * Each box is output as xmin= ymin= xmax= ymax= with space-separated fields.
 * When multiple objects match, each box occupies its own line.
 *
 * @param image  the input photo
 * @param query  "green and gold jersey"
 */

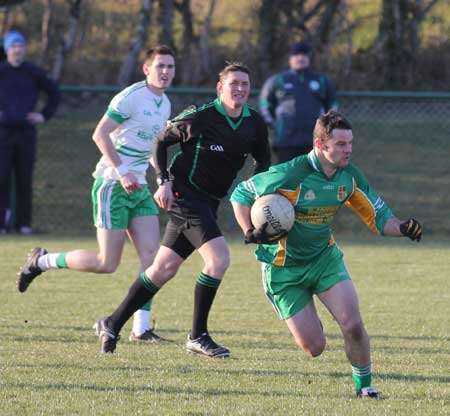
xmin=93 ymin=81 xmax=171 ymax=184
xmin=230 ymin=150 xmax=394 ymax=267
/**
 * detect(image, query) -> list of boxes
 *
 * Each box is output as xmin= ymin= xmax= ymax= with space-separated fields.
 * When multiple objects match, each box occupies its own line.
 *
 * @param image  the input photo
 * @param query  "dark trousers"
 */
xmin=0 ymin=125 xmax=37 ymax=229
xmin=272 ymin=145 xmax=312 ymax=164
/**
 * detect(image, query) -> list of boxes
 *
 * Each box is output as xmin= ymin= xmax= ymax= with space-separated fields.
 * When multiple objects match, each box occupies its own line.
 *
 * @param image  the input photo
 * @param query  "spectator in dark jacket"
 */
xmin=259 ymin=40 xmax=337 ymax=164
xmin=0 ymin=39 xmax=6 ymax=61
xmin=0 ymin=31 xmax=60 ymax=234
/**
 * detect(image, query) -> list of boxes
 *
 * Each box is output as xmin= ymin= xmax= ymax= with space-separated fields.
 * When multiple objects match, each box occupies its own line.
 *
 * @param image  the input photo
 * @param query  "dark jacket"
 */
xmin=259 ymin=69 xmax=337 ymax=148
xmin=0 ymin=61 xmax=60 ymax=127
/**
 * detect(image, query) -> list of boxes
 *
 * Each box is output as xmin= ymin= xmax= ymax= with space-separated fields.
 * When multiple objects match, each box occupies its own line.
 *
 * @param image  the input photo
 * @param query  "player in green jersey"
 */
xmin=230 ymin=110 xmax=422 ymax=398
xmin=17 ymin=45 xmax=176 ymax=343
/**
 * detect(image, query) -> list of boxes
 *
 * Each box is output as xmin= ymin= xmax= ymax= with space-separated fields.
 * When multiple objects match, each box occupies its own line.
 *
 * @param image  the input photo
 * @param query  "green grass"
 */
xmin=1 ymin=236 xmax=449 ymax=415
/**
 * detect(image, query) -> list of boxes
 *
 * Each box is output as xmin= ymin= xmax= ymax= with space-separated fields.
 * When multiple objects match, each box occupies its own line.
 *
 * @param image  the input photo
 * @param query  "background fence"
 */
xmin=28 ymin=89 xmax=450 ymax=238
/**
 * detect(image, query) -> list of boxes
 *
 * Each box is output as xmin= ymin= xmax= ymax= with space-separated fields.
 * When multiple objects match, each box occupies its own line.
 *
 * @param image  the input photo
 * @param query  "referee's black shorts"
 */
xmin=161 ymin=181 xmax=222 ymax=259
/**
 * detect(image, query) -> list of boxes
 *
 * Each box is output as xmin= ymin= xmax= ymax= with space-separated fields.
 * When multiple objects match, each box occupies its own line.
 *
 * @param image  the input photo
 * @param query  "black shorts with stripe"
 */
xmin=161 ymin=180 xmax=222 ymax=259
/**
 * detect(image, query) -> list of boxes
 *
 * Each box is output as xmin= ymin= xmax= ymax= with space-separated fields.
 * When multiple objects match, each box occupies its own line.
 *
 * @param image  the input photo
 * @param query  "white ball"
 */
xmin=250 ymin=193 xmax=295 ymax=236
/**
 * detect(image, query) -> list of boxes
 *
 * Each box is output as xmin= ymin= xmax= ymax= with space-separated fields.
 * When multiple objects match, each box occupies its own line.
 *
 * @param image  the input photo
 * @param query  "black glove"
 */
xmin=400 ymin=218 xmax=422 ymax=242
xmin=244 ymin=222 xmax=288 ymax=245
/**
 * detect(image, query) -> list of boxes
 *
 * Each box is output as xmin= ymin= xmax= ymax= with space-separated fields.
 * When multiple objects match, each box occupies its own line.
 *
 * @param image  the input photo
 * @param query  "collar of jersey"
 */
xmin=308 ymin=149 xmax=325 ymax=174
xmin=144 ymin=80 xmax=165 ymax=103
xmin=308 ymin=149 xmax=343 ymax=179
xmin=214 ymin=98 xmax=250 ymax=130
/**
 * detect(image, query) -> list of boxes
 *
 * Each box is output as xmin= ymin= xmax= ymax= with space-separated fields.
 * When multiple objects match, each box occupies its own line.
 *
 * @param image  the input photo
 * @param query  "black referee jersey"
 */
xmin=153 ymin=98 xmax=271 ymax=199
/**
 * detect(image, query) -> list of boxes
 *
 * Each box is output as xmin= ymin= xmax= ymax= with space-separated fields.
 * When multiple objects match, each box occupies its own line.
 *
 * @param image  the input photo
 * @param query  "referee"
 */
xmin=95 ymin=62 xmax=271 ymax=355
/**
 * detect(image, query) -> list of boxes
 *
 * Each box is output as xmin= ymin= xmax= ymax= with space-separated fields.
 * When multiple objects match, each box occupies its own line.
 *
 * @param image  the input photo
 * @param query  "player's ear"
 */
xmin=142 ymin=63 xmax=149 ymax=76
xmin=313 ymin=137 xmax=322 ymax=149
xmin=216 ymin=81 xmax=223 ymax=96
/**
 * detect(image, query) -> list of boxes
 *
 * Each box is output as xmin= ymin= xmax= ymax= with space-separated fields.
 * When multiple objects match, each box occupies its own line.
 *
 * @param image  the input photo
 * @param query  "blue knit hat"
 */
xmin=289 ymin=41 xmax=312 ymax=56
xmin=4 ymin=31 xmax=26 ymax=52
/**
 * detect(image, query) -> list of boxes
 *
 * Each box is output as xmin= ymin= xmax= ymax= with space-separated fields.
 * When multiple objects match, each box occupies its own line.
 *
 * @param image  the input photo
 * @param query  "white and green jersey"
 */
xmin=230 ymin=149 xmax=394 ymax=267
xmin=93 ymin=80 xmax=171 ymax=184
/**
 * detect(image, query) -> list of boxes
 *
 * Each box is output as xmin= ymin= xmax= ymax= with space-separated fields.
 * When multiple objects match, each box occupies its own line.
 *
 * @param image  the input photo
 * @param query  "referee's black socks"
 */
xmin=108 ymin=272 xmax=160 ymax=334
xmin=191 ymin=272 xmax=222 ymax=339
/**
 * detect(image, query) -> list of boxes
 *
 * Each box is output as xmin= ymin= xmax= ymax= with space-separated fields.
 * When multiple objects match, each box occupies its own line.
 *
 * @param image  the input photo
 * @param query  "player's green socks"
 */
xmin=352 ymin=363 xmax=372 ymax=392
xmin=56 ymin=253 xmax=68 ymax=268
xmin=191 ymin=272 xmax=221 ymax=339
xmin=38 ymin=252 xmax=68 ymax=271
xmin=108 ymin=272 xmax=160 ymax=334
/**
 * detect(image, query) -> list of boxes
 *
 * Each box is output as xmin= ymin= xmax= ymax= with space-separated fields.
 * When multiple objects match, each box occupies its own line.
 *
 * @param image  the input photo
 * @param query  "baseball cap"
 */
xmin=289 ymin=41 xmax=312 ymax=56
xmin=4 ymin=31 xmax=26 ymax=52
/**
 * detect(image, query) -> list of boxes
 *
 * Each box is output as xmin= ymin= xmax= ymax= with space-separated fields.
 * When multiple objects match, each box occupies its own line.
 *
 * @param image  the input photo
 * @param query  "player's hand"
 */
xmin=244 ymin=222 xmax=288 ymax=245
xmin=400 ymin=218 xmax=422 ymax=242
xmin=119 ymin=173 xmax=142 ymax=194
xmin=154 ymin=182 xmax=173 ymax=210
xmin=26 ymin=112 xmax=45 ymax=124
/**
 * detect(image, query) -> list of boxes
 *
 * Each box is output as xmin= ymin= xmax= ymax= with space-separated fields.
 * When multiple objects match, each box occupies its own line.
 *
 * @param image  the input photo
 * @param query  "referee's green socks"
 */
xmin=108 ymin=272 xmax=160 ymax=334
xmin=191 ymin=272 xmax=222 ymax=339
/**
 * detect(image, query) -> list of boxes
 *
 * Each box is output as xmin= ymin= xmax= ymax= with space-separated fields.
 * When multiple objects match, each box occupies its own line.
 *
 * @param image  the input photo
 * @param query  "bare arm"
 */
xmin=231 ymin=199 xmax=287 ymax=244
xmin=383 ymin=216 xmax=403 ymax=237
xmin=92 ymin=114 xmax=122 ymax=167
xmin=92 ymin=114 xmax=141 ymax=193
xmin=231 ymin=201 xmax=253 ymax=234
xmin=384 ymin=216 xmax=422 ymax=241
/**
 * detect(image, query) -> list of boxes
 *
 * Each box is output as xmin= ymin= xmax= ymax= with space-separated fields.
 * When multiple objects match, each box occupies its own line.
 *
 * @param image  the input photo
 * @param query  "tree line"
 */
xmin=1 ymin=0 xmax=449 ymax=90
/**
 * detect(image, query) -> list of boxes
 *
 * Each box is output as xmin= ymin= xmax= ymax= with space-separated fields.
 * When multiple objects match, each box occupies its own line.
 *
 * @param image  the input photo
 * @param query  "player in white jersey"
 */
xmin=17 ymin=45 xmax=175 ymax=343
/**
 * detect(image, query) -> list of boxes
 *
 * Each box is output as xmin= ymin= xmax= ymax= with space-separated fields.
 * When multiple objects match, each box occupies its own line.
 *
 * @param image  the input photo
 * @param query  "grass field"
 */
xmin=1 ymin=236 xmax=449 ymax=415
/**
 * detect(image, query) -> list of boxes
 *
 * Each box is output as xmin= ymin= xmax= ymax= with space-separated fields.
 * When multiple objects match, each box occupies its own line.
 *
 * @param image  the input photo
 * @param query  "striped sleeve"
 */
xmin=344 ymin=164 xmax=394 ymax=235
xmin=106 ymin=88 xmax=133 ymax=123
xmin=230 ymin=162 xmax=301 ymax=207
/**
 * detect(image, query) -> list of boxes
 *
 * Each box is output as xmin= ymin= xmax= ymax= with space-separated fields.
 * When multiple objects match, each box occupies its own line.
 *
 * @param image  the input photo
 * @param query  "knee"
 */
xmin=96 ymin=259 xmax=119 ymax=274
xmin=296 ymin=337 xmax=326 ymax=357
xmin=151 ymin=259 xmax=179 ymax=281
xmin=204 ymin=252 xmax=230 ymax=277
xmin=342 ymin=317 xmax=366 ymax=341
xmin=138 ymin=246 xmax=158 ymax=269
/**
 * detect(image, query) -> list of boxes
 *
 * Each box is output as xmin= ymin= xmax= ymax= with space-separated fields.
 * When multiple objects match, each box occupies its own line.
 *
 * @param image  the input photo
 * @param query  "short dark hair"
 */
xmin=218 ymin=61 xmax=250 ymax=83
xmin=145 ymin=45 xmax=175 ymax=64
xmin=313 ymin=110 xmax=352 ymax=142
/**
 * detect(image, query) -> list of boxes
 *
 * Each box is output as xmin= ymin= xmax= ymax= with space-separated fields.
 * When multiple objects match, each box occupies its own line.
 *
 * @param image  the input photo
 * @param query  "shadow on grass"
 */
xmin=4 ymin=368 xmax=450 ymax=395
xmin=2 ymin=381 xmax=303 ymax=397
xmin=3 ymin=325 xmax=449 ymax=357
xmin=5 ymin=322 xmax=448 ymax=343
xmin=3 ymin=334 xmax=95 ymax=344
xmin=377 ymin=372 xmax=450 ymax=384
xmin=6 ymin=360 xmax=450 ymax=386
xmin=0 ymin=322 xmax=89 ymax=332
xmin=7 ymin=362 xmax=157 ymax=372
xmin=219 ymin=369 xmax=450 ymax=385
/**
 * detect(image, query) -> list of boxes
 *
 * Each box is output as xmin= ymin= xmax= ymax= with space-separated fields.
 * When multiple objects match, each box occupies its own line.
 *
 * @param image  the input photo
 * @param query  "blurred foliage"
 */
xmin=0 ymin=0 xmax=26 ymax=7
xmin=1 ymin=0 xmax=449 ymax=89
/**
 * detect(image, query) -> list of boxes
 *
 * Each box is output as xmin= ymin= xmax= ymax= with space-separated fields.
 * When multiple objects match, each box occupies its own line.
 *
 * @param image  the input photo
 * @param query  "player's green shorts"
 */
xmin=262 ymin=244 xmax=350 ymax=320
xmin=91 ymin=177 xmax=158 ymax=229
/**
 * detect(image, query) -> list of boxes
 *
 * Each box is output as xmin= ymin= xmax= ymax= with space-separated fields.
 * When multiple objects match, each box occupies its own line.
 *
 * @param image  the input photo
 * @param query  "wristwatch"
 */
xmin=156 ymin=177 xmax=170 ymax=186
